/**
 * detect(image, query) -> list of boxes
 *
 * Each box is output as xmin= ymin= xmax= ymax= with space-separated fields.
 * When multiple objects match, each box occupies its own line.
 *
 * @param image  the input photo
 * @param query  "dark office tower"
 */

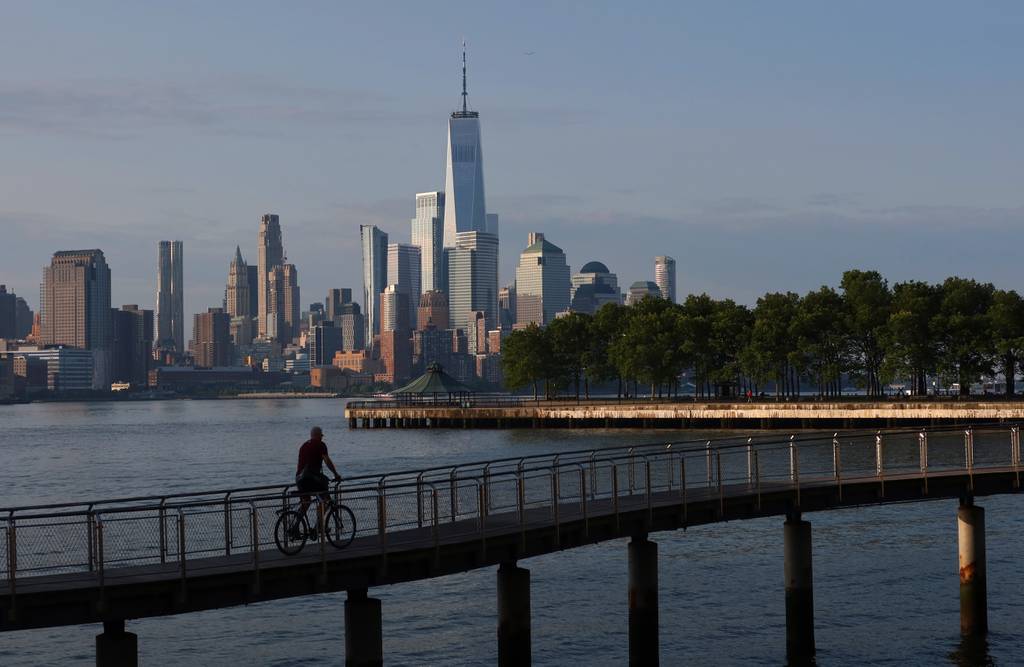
xmin=325 ymin=288 xmax=353 ymax=324
xmin=257 ymin=214 xmax=284 ymax=338
xmin=339 ymin=302 xmax=365 ymax=352
xmin=246 ymin=265 xmax=260 ymax=317
xmin=360 ymin=224 xmax=389 ymax=346
xmin=192 ymin=308 xmax=232 ymax=368
xmin=156 ymin=240 xmax=184 ymax=353
xmin=282 ymin=264 xmax=300 ymax=343
xmin=0 ymin=285 xmax=16 ymax=339
xmin=15 ymin=298 xmax=32 ymax=339
xmin=309 ymin=321 xmax=343 ymax=367
xmin=111 ymin=305 xmax=153 ymax=386
xmin=41 ymin=249 xmax=113 ymax=389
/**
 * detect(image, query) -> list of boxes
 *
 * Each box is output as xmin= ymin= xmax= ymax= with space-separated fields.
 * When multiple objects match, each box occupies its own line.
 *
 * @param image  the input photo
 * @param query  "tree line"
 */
xmin=501 ymin=270 xmax=1024 ymax=399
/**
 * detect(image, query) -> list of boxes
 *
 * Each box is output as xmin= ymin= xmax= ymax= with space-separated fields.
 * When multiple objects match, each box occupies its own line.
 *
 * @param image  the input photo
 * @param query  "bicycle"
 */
xmin=273 ymin=489 xmax=357 ymax=555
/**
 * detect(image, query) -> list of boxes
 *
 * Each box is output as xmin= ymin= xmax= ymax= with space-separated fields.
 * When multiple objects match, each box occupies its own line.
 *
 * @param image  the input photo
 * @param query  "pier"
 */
xmin=0 ymin=424 xmax=1021 ymax=665
xmin=345 ymin=397 xmax=1024 ymax=430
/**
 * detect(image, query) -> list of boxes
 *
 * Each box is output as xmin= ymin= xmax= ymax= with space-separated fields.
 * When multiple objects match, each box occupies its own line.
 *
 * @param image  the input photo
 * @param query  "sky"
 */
xmin=2 ymin=1 xmax=1023 ymax=338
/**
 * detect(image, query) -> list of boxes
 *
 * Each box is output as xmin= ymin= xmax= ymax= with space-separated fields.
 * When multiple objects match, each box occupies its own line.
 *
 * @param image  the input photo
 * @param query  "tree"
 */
xmin=791 ymin=286 xmax=848 ymax=397
xmin=608 ymin=296 xmax=682 ymax=398
xmin=881 ymin=281 xmax=941 ymax=395
xmin=987 ymin=289 xmax=1024 ymax=396
xmin=590 ymin=303 xmax=629 ymax=397
xmin=501 ymin=324 xmax=551 ymax=399
xmin=547 ymin=312 xmax=593 ymax=400
xmin=840 ymin=270 xmax=892 ymax=396
xmin=933 ymin=277 xmax=995 ymax=395
xmin=742 ymin=292 xmax=800 ymax=398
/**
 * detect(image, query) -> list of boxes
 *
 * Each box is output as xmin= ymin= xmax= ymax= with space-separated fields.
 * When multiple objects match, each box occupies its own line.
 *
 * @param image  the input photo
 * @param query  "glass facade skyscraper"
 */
xmin=655 ymin=255 xmax=677 ymax=303
xmin=411 ymin=192 xmax=445 ymax=293
xmin=443 ymin=48 xmax=490 ymax=248
xmin=447 ymin=231 xmax=499 ymax=333
xmin=156 ymin=240 xmax=184 ymax=352
xmin=387 ymin=243 xmax=422 ymax=328
xmin=360 ymin=224 xmax=389 ymax=346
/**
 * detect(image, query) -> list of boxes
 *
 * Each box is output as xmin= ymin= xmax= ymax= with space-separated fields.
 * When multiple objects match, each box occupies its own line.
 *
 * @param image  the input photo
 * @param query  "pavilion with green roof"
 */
xmin=391 ymin=363 xmax=473 ymax=404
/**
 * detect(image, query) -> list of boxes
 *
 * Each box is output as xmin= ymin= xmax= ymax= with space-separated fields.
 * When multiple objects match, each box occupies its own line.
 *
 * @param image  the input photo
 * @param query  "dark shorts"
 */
xmin=296 ymin=472 xmax=330 ymax=501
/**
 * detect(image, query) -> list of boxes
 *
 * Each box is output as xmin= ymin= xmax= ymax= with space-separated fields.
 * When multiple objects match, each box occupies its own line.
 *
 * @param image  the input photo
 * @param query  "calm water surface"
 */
xmin=0 ymin=399 xmax=1021 ymax=665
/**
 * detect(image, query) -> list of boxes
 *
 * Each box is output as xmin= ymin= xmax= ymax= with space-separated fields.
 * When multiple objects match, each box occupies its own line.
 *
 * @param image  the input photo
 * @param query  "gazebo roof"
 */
xmin=392 ymin=363 xmax=471 ymax=396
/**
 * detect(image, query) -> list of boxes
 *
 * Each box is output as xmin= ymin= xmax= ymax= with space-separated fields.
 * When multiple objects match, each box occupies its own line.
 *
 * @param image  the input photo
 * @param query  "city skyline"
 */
xmin=3 ymin=4 xmax=1024 ymax=339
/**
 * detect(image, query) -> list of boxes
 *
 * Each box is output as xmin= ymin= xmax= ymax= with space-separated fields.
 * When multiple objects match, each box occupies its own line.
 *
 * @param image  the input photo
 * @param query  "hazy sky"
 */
xmin=2 ymin=2 xmax=1023 ymax=336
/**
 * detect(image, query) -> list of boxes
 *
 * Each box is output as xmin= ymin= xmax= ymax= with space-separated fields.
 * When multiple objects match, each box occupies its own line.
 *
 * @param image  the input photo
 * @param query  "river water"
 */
xmin=0 ymin=399 xmax=1020 ymax=666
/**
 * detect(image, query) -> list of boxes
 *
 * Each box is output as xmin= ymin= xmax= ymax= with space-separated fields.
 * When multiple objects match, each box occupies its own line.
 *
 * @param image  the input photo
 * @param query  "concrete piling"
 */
xmin=497 ymin=562 xmax=531 ymax=666
xmin=96 ymin=619 xmax=137 ymax=667
xmin=958 ymin=502 xmax=987 ymax=636
xmin=628 ymin=536 xmax=659 ymax=666
xmin=345 ymin=588 xmax=383 ymax=667
xmin=784 ymin=514 xmax=814 ymax=663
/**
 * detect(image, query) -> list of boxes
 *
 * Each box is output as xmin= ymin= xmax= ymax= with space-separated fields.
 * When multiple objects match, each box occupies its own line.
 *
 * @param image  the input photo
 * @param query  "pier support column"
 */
xmin=784 ymin=514 xmax=814 ymax=663
xmin=958 ymin=502 xmax=987 ymax=636
xmin=497 ymin=562 xmax=531 ymax=666
xmin=345 ymin=588 xmax=383 ymax=667
xmin=96 ymin=619 xmax=137 ymax=667
xmin=628 ymin=536 xmax=659 ymax=666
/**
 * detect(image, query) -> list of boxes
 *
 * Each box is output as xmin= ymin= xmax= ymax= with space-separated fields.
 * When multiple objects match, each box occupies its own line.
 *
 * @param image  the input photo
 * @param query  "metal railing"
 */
xmin=2 ymin=424 xmax=1022 ymax=594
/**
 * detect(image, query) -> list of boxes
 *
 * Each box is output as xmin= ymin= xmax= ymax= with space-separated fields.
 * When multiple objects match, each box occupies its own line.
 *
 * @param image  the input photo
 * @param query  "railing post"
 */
xmin=416 ymin=473 xmax=424 ymax=529
xmin=449 ymin=469 xmax=458 ymax=523
xmin=177 ymin=510 xmax=186 ymax=582
xmin=628 ymin=448 xmax=636 ymax=494
xmin=612 ymin=464 xmax=620 ymax=530
xmin=248 ymin=502 xmax=261 ymax=595
xmin=5 ymin=516 xmax=15 ymax=612
xmin=755 ymin=450 xmax=761 ymax=511
xmin=645 ymin=459 xmax=653 ymax=526
xmin=224 ymin=492 xmax=232 ymax=557
xmin=158 ymin=499 xmax=167 ymax=565
xmin=717 ymin=450 xmax=724 ymax=516
xmin=831 ymin=434 xmax=840 ymax=481
xmin=788 ymin=435 xmax=796 ymax=482
xmin=746 ymin=437 xmax=754 ymax=485
xmin=580 ymin=467 xmax=588 ymax=537
xmin=95 ymin=514 xmax=105 ymax=590
xmin=706 ymin=441 xmax=713 ymax=487
xmin=432 ymin=489 xmax=440 ymax=553
xmin=875 ymin=432 xmax=884 ymax=476
xmin=86 ymin=509 xmax=95 ymax=572
xmin=1012 ymin=426 xmax=1021 ymax=489
xmin=793 ymin=444 xmax=801 ymax=507
xmin=964 ymin=428 xmax=975 ymax=490
xmin=377 ymin=479 xmax=388 ymax=554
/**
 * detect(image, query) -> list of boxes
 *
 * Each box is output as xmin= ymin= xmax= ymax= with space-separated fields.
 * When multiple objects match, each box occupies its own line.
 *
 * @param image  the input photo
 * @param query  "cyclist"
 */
xmin=294 ymin=426 xmax=341 ymax=529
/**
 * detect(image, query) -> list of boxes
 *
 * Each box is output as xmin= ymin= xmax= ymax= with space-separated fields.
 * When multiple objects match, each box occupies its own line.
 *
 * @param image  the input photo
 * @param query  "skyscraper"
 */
xmin=309 ymin=321 xmax=343 ymax=367
xmin=111 ymin=304 xmax=153 ymax=386
xmin=156 ymin=240 xmax=184 ymax=353
xmin=411 ymin=192 xmax=445 ymax=293
xmin=225 ymin=246 xmax=253 ymax=345
xmin=192 ymin=308 xmax=232 ymax=368
xmin=570 ymin=261 xmax=622 ymax=315
xmin=417 ymin=290 xmax=449 ymax=331
xmin=447 ymin=231 xmax=499 ymax=333
xmin=257 ymin=214 xmax=283 ymax=338
xmin=360 ymin=225 xmax=389 ymax=347
xmin=0 ymin=285 xmax=16 ymax=339
xmin=325 ymin=288 xmax=353 ymax=324
xmin=281 ymin=264 xmax=300 ymax=343
xmin=41 ymin=249 xmax=112 ymax=388
xmin=442 ymin=46 xmax=490 ymax=248
xmin=514 ymin=233 xmax=571 ymax=327
xmin=654 ymin=255 xmax=677 ymax=303
xmin=626 ymin=281 xmax=663 ymax=305
xmin=388 ymin=243 xmax=422 ymax=327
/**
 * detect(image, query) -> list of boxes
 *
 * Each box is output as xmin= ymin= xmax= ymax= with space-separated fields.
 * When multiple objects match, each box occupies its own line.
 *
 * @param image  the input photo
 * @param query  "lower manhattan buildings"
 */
xmin=156 ymin=240 xmax=184 ymax=354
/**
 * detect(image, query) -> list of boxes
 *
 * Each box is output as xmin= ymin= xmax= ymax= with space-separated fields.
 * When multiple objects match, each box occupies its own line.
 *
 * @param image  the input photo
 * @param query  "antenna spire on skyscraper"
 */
xmin=461 ymin=39 xmax=468 ymax=114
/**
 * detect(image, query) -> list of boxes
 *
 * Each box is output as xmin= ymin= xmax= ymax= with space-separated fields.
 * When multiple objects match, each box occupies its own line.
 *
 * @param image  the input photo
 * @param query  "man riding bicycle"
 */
xmin=295 ymin=426 xmax=341 ymax=521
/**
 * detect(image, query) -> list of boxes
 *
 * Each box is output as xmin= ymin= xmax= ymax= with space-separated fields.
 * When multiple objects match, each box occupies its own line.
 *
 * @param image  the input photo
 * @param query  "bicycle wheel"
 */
xmin=274 ymin=510 xmax=309 ymax=555
xmin=325 ymin=504 xmax=357 ymax=549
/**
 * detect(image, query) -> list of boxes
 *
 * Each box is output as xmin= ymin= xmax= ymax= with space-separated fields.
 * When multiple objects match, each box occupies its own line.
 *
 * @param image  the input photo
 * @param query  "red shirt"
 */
xmin=296 ymin=439 xmax=328 ymax=476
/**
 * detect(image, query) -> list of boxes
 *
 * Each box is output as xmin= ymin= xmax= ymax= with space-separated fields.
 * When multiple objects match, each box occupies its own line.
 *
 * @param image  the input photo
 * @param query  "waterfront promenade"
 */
xmin=346 ymin=396 xmax=1024 ymax=430
xmin=0 ymin=424 xmax=1020 ymax=665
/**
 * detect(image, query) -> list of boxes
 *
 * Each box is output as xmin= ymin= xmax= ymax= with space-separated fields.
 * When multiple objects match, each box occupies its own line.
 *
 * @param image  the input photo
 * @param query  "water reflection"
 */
xmin=948 ymin=635 xmax=994 ymax=667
